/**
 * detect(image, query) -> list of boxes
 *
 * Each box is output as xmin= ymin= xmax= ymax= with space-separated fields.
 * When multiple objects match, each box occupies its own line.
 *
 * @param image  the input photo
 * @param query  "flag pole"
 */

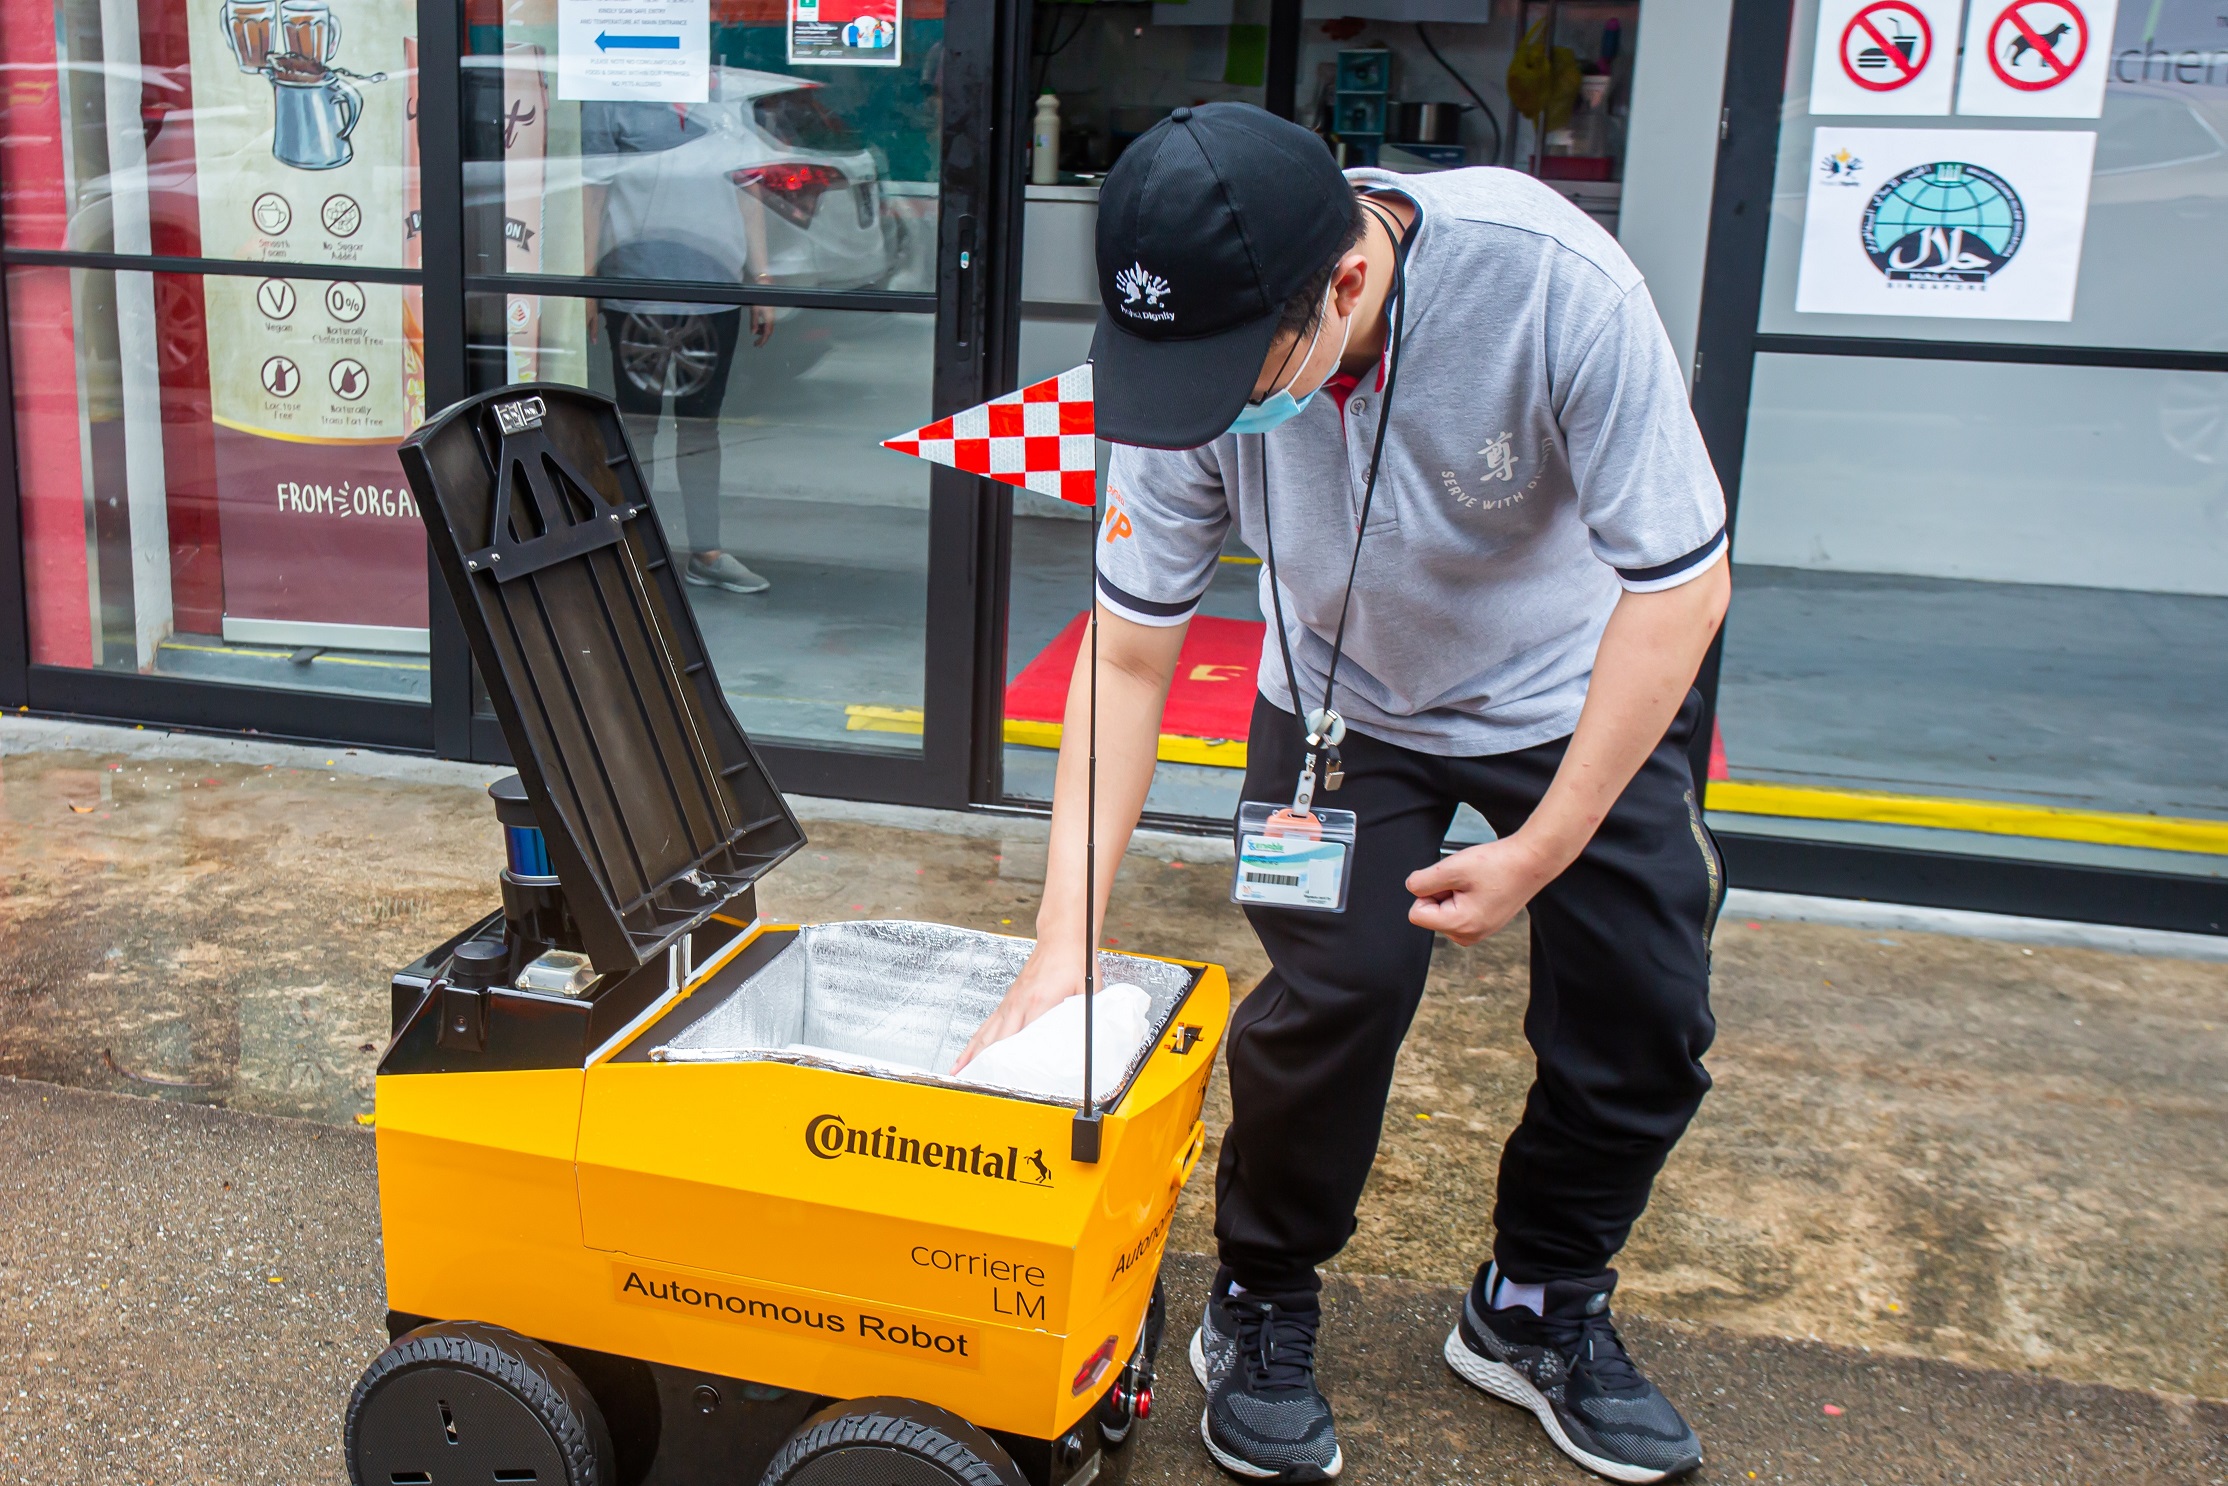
xmin=1073 ymin=469 xmax=1104 ymax=1164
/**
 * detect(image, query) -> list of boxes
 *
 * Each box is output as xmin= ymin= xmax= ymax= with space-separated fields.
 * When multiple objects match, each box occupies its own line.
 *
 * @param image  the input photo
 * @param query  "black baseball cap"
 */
xmin=1091 ymin=103 xmax=1354 ymax=449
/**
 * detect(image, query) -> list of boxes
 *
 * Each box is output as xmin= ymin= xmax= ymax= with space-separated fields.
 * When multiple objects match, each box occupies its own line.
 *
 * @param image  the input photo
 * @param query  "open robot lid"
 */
xmin=400 ymin=385 xmax=805 ymax=977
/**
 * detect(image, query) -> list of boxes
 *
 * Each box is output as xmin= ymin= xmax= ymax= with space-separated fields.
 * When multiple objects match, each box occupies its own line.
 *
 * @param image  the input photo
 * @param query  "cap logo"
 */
xmin=1114 ymin=263 xmax=1174 ymax=323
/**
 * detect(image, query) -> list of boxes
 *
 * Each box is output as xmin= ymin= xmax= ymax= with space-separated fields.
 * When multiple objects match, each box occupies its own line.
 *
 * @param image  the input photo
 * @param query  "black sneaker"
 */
xmin=1443 ymin=1266 xmax=1701 ymax=1484
xmin=1188 ymin=1275 xmax=1342 ymax=1481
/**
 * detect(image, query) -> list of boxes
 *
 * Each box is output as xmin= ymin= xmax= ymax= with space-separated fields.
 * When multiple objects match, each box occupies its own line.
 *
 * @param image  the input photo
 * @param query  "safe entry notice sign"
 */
xmin=558 ymin=0 xmax=711 ymax=102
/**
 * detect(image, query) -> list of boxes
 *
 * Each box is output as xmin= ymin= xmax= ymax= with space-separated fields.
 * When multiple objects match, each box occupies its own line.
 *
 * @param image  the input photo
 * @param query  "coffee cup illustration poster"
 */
xmin=189 ymin=0 xmax=430 ymax=650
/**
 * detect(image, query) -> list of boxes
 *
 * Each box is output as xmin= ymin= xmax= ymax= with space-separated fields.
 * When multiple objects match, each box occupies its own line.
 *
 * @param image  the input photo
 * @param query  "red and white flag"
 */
xmin=882 ymin=363 xmax=1097 ymax=507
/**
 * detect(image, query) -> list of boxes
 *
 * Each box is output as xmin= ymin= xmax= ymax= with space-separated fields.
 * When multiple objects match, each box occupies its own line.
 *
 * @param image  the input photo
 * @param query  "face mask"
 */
xmin=1227 ymin=290 xmax=1351 ymax=437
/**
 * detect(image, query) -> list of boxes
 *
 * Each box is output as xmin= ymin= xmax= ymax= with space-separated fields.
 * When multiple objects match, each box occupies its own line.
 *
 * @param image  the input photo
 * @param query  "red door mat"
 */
xmin=1004 ymin=613 xmax=1264 ymax=767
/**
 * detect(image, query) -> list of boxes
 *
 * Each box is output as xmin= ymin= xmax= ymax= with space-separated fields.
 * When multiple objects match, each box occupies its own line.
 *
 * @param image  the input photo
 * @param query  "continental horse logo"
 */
xmin=805 ymin=1113 xmax=1053 ymax=1187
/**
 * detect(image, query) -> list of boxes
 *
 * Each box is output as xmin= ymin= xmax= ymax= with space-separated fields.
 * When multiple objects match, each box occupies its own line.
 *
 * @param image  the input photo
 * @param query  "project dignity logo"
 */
xmin=1114 ymin=263 xmax=1174 ymax=323
xmin=1818 ymin=146 xmax=1865 ymax=187
xmin=1860 ymin=161 xmax=2025 ymax=287
xmin=805 ymin=1113 xmax=1054 ymax=1187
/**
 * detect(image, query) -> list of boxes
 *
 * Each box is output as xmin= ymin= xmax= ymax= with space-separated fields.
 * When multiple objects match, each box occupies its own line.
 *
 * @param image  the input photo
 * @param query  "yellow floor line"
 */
xmin=1706 ymin=779 xmax=2228 ymax=857
xmin=848 ymin=708 xmax=2225 ymax=855
xmin=845 ymin=706 xmax=1250 ymax=769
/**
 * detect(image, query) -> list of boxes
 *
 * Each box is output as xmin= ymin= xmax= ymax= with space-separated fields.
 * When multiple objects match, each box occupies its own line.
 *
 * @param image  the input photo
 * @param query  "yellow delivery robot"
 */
xmin=347 ymin=387 xmax=1226 ymax=1486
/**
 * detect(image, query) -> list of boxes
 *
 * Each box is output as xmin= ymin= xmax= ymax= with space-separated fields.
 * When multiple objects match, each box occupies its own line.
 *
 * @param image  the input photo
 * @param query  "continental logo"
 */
xmin=805 ymin=1113 xmax=1054 ymax=1188
xmin=613 ymin=1262 xmax=981 ymax=1368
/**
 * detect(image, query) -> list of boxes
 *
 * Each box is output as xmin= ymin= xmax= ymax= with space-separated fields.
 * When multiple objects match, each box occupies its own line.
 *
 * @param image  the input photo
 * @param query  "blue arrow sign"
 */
xmin=595 ymin=30 xmax=681 ymax=50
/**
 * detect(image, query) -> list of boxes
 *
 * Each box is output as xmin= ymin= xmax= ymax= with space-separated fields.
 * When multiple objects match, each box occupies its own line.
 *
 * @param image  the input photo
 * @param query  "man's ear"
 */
xmin=1330 ymin=251 xmax=1370 ymax=321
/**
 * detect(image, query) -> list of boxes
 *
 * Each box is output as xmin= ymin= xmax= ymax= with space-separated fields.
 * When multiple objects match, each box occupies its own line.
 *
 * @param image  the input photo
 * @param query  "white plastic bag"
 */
xmin=779 ymin=1043 xmax=935 ymax=1078
xmin=957 ymin=983 xmax=1153 ymax=1102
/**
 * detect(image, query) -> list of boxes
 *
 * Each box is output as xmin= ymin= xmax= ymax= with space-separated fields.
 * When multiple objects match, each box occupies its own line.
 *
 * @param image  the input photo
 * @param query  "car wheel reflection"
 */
xmin=615 ymin=312 xmax=724 ymax=399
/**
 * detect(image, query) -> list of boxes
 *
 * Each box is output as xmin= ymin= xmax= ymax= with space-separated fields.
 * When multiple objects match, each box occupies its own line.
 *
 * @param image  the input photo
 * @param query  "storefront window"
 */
xmin=1713 ymin=2 xmax=2228 ymax=876
xmin=0 ymin=0 xmax=422 ymax=269
xmin=468 ymin=294 xmax=932 ymax=751
xmin=7 ymin=266 xmax=430 ymax=699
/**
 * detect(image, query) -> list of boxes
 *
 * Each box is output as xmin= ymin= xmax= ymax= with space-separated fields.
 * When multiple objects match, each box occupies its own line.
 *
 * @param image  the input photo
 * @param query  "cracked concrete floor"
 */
xmin=0 ymin=730 xmax=2224 ymax=1457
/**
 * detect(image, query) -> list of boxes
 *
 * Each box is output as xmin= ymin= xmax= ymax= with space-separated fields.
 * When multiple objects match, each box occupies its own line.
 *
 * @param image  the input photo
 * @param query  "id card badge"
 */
xmin=1232 ymin=801 xmax=1357 ymax=913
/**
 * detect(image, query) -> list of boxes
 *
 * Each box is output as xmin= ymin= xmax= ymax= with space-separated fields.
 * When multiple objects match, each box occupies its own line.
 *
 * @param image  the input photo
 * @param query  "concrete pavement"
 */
xmin=4 ymin=1079 xmax=2223 ymax=1486
xmin=4 ymin=719 xmax=2228 ymax=1482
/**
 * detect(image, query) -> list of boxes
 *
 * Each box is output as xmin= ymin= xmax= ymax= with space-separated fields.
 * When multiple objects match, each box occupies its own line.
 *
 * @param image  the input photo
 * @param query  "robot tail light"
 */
xmin=1071 ymin=1334 xmax=1120 ymax=1396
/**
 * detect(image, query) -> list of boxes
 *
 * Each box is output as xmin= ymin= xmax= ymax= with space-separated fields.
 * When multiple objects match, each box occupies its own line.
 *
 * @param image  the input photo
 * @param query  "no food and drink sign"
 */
xmin=1812 ymin=0 xmax=1963 ymax=114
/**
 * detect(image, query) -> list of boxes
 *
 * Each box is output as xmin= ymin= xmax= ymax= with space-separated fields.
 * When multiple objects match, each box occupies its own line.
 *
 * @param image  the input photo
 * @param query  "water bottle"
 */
xmin=1033 ymin=93 xmax=1060 ymax=187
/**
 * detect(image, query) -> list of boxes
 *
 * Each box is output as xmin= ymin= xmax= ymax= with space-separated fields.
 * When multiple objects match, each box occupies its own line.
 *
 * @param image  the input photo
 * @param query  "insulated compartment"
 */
xmin=572 ymin=921 xmax=1231 ymax=1440
xmin=642 ymin=921 xmax=1200 ymax=1108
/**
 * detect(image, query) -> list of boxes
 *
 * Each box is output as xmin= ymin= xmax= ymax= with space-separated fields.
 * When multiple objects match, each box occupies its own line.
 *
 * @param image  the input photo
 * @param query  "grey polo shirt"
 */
xmin=1094 ymin=165 xmax=1727 ymax=758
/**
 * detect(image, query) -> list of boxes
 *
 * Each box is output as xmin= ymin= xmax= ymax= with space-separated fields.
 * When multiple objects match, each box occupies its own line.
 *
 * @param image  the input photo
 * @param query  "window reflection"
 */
xmin=465 ymin=5 xmax=943 ymax=296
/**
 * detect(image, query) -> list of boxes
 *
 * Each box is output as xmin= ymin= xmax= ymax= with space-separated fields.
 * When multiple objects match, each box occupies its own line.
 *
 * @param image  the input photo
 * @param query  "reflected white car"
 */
xmin=463 ymin=60 xmax=897 ymax=296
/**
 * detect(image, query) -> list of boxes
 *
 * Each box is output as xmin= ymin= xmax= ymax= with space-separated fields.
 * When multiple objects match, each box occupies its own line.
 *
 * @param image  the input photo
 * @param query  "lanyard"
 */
xmin=1259 ymin=201 xmax=1411 ymax=817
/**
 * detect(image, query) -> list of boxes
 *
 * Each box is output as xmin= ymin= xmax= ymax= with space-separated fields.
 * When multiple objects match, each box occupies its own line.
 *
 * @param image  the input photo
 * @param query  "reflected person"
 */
xmin=582 ymin=90 xmax=777 ymax=594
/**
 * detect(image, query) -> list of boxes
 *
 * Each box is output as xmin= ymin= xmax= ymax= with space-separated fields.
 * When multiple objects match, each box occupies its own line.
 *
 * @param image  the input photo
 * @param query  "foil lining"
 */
xmin=653 ymin=920 xmax=1197 ymax=1107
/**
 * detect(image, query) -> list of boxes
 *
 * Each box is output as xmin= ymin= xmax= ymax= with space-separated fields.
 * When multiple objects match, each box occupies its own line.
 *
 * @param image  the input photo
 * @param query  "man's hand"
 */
xmin=953 ymin=949 xmax=1082 ymax=1071
xmin=1406 ymin=561 xmax=1732 ymax=947
xmin=952 ymin=605 xmax=1187 ymax=1074
xmin=1406 ymin=835 xmax=1558 ymax=946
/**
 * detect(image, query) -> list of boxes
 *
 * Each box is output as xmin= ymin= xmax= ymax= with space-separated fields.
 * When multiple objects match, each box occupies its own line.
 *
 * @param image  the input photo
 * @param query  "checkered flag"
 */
xmin=882 ymin=363 xmax=1096 ymax=506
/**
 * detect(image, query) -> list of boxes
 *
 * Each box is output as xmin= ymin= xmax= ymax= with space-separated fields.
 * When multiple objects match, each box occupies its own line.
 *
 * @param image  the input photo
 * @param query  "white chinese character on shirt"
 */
xmin=1479 ymin=431 xmax=1518 ymax=483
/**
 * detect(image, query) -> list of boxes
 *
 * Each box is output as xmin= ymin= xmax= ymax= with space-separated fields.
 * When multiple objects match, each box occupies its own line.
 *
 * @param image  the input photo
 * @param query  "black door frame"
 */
xmin=1687 ymin=0 xmax=2226 ymax=935
xmin=0 ymin=0 xmax=1033 ymax=813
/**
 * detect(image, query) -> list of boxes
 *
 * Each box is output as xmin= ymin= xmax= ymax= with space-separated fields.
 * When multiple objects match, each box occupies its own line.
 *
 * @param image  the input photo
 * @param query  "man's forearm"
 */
xmin=1034 ymin=606 xmax=1182 ymax=959
xmin=1513 ymin=562 xmax=1732 ymax=873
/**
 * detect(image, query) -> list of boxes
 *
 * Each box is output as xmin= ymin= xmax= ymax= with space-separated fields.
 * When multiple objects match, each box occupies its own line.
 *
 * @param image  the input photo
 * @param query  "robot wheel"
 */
xmin=346 ymin=1320 xmax=617 ymax=1486
xmin=758 ymin=1397 xmax=1029 ymax=1486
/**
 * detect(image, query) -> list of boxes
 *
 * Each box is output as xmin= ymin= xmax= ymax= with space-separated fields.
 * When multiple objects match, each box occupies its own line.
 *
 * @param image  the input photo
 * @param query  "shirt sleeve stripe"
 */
xmin=1616 ymin=527 xmax=1727 ymax=587
xmin=1095 ymin=570 xmax=1201 ymax=628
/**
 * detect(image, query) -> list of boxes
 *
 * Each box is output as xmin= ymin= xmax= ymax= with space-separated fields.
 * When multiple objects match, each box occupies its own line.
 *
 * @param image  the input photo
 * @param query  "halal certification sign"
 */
xmin=1861 ymin=161 xmax=2025 ymax=285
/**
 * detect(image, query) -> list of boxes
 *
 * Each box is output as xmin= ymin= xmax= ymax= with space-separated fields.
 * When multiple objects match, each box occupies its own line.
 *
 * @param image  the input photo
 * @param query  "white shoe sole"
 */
xmin=683 ymin=573 xmax=769 ymax=593
xmin=1441 ymin=1326 xmax=1681 ymax=1485
xmin=1192 ymin=1325 xmax=1343 ymax=1481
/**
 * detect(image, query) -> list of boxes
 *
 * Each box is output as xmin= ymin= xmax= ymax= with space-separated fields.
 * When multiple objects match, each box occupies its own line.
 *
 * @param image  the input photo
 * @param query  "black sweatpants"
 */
xmin=605 ymin=307 xmax=742 ymax=555
xmin=1214 ymin=690 xmax=1723 ymax=1294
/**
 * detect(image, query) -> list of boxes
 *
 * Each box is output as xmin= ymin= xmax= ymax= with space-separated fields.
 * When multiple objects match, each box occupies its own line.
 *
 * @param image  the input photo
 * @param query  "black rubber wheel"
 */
xmin=758 ymin=1397 xmax=1028 ymax=1486
xmin=344 ymin=1320 xmax=617 ymax=1486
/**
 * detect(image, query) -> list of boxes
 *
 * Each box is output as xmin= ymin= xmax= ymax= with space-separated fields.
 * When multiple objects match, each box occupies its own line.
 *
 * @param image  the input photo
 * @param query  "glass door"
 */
xmin=449 ymin=0 xmax=1016 ymax=805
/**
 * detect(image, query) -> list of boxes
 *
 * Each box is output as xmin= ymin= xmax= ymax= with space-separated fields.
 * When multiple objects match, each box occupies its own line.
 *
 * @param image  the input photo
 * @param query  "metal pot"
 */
xmin=1387 ymin=101 xmax=1464 ymax=145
